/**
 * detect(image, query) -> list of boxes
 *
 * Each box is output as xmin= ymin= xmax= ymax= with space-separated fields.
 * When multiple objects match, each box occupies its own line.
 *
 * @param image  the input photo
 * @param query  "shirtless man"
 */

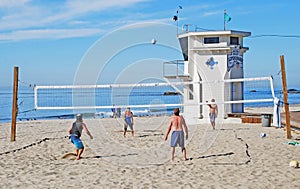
xmin=206 ymin=98 xmax=218 ymax=130
xmin=165 ymin=108 xmax=188 ymax=161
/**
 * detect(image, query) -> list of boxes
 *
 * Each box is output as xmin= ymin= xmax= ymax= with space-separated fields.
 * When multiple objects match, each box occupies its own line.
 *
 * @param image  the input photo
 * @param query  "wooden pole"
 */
xmin=280 ymin=55 xmax=291 ymax=139
xmin=11 ymin=66 xmax=19 ymax=142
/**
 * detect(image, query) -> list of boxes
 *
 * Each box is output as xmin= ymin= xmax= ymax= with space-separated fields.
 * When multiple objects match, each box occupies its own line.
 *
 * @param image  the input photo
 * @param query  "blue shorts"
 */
xmin=171 ymin=131 xmax=185 ymax=148
xmin=70 ymin=135 xmax=84 ymax=149
xmin=209 ymin=113 xmax=216 ymax=123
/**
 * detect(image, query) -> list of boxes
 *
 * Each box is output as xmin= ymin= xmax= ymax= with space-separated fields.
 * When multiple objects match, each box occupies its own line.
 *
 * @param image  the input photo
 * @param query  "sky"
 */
xmin=1 ymin=0 xmax=300 ymax=89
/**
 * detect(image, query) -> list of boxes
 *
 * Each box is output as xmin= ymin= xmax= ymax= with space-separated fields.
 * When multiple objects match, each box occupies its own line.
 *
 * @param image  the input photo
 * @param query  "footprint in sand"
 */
xmin=61 ymin=152 xmax=77 ymax=160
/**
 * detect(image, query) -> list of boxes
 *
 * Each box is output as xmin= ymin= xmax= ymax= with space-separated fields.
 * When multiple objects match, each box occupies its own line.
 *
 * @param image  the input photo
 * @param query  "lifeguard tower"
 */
xmin=164 ymin=29 xmax=251 ymax=124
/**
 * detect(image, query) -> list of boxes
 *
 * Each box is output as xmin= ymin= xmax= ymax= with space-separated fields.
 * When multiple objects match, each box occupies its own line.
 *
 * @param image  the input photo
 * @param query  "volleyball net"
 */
xmin=34 ymin=76 xmax=275 ymax=115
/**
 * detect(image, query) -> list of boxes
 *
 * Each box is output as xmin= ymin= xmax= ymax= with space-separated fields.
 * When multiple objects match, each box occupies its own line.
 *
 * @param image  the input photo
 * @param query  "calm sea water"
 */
xmin=0 ymin=86 xmax=299 ymax=123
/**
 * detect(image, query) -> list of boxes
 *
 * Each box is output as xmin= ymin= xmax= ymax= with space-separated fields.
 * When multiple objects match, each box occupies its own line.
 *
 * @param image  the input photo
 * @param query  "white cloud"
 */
xmin=65 ymin=0 xmax=148 ymax=14
xmin=203 ymin=11 xmax=221 ymax=17
xmin=0 ymin=0 xmax=29 ymax=8
xmin=0 ymin=0 xmax=150 ymax=35
xmin=0 ymin=28 xmax=103 ymax=41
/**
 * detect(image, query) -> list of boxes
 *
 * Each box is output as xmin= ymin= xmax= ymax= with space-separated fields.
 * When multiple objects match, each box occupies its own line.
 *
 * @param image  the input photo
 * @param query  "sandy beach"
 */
xmin=1 ymin=107 xmax=300 ymax=188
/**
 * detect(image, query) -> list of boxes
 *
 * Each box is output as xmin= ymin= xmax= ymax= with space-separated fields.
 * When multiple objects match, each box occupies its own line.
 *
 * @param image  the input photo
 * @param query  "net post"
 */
xmin=280 ymin=55 xmax=291 ymax=139
xmin=11 ymin=66 xmax=19 ymax=142
xmin=269 ymin=76 xmax=275 ymax=98
xmin=34 ymin=85 xmax=38 ymax=109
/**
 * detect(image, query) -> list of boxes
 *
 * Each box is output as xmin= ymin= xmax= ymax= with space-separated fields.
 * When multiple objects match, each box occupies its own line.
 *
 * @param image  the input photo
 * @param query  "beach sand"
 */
xmin=1 ymin=109 xmax=300 ymax=188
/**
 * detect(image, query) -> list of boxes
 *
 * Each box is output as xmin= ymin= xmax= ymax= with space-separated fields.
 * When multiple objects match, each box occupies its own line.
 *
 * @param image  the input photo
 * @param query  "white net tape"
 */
xmin=34 ymin=76 xmax=274 ymax=112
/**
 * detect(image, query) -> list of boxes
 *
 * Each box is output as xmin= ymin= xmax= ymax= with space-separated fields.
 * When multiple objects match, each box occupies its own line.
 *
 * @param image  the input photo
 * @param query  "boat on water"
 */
xmin=163 ymin=91 xmax=180 ymax=95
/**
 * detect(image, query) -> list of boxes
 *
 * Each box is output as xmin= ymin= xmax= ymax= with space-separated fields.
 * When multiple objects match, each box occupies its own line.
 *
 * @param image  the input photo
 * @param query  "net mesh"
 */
xmin=34 ymin=77 xmax=274 ymax=114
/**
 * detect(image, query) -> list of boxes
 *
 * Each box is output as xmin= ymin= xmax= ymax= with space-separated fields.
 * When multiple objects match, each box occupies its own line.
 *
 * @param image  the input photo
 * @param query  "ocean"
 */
xmin=0 ymin=86 xmax=299 ymax=123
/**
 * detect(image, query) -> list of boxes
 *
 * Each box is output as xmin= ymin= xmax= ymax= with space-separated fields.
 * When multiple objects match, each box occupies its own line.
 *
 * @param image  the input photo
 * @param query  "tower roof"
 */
xmin=178 ymin=30 xmax=251 ymax=38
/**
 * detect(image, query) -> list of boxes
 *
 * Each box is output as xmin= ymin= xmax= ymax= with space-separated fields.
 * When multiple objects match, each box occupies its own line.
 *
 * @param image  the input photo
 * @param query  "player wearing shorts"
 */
xmin=68 ymin=114 xmax=93 ymax=160
xmin=165 ymin=108 xmax=188 ymax=161
xmin=206 ymin=98 xmax=218 ymax=130
xmin=123 ymin=107 xmax=134 ymax=137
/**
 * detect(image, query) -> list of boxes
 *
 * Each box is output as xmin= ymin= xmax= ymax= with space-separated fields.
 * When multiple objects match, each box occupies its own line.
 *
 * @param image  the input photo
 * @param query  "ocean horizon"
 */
xmin=1 ymin=85 xmax=299 ymax=123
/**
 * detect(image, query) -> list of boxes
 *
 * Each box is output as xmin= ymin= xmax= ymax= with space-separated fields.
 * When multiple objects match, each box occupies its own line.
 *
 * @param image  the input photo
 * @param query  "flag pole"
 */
xmin=176 ymin=10 xmax=179 ymax=36
xmin=224 ymin=9 xmax=226 ymax=31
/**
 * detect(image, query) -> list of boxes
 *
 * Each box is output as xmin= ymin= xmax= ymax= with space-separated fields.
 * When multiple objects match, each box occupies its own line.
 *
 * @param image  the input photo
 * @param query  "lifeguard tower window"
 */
xmin=179 ymin=37 xmax=188 ymax=61
xmin=204 ymin=37 xmax=219 ymax=44
xmin=188 ymin=84 xmax=194 ymax=100
xmin=230 ymin=37 xmax=239 ymax=45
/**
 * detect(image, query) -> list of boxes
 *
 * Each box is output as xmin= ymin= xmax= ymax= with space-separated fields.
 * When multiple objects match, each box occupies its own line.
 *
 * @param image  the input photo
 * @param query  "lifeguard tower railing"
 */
xmin=163 ymin=60 xmax=192 ymax=81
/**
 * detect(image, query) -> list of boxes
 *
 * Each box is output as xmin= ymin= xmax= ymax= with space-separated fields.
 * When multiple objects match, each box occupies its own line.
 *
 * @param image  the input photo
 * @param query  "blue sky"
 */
xmin=1 ymin=0 xmax=300 ymax=88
